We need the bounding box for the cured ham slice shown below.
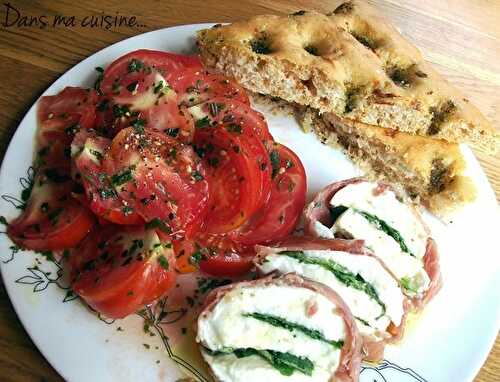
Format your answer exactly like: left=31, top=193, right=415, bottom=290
left=197, top=273, right=362, bottom=382
left=303, top=178, right=442, bottom=308
left=255, top=237, right=409, bottom=361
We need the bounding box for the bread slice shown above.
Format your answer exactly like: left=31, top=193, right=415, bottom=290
left=196, top=5, right=499, bottom=153
left=298, top=107, right=476, bottom=215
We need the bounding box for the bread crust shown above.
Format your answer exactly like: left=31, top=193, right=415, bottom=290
left=197, top=4, right=499, bottom=152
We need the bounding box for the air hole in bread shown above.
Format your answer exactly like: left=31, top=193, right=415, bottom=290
left=304, top=45, right=320, bottom=56
left=250, top=35, right=272, bottom=54
left=386, top=65, right=412, bottom=88
left=301, top=79, right=317, bottom=96
left=331, top=1, right=354, bottom=15
left=427, top=100, right=456, bottom=135
left=291, top=10, right=307, bottom=16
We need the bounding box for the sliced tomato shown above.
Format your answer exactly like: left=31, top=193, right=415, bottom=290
left=72, top=131, right=144, bottom=225
left=169, top=68, right=250, bottom=107
left=100, top=50, right=201, bottom=95
left=7, top=167, right=95, bottom=251
left=37, top=87, right=97, bottom=167
left=191, top=100, right=272, bottom=234
left=231, top=143, right=307, bottom=245
left=107, top=127, right=209, bottom=236
left=173, top=234, right=254, bottom=277
left=98, top=50, right=197, bottom=142
left=69, top=225, right=176, bottom=318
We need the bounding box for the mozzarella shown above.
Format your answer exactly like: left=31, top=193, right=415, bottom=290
left=311, top=181, right=431, bottom=296
left=203, top=352, right=332, bottom=382
left=197, top=284, right=345, bottom=381
left=330, top=182, right=428, bottom=259
left=257, top=250, right=404, bottom=339
left=333, top=209, right=430, bottom=294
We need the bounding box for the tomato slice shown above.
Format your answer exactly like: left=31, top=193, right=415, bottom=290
left=191, top=100, right=272, bottom=234
left=72, top=131, right=144, bottom=225
left=230, top=143, right=307, bottom=245
left=7, top=167, right=95, bottom=251
left=169, top=68, right=250, bottom=107
left=98, top=50, right=197, bottom=142
left=173, top=234, right=254, bottom=277
left=37, top=87, right=97, bottom=168
left=107, top=127, right=209, bottom=236
left=69, top=225, right=176, bottom=318
left=100, top=50, right=201, bottom=95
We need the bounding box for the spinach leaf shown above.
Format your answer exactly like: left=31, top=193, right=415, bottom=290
left=203, top=347, right=314, bottom=376
left=354, top=209, right=414, bottom=257
left=243, top=312, right=343, bottom=348
left=279, top=250, right=386, bottom=319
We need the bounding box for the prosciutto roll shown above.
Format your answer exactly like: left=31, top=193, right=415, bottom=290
left=196, top=273, right=362, bottom=382
left=255, top=237, right=408, bottom=361
left=304, top=178, right=442, bottom=309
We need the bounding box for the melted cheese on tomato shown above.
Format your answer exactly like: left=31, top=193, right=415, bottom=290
left=258, top=250, right=404, bottom=339
left=197, top=284, right=345, bottom=382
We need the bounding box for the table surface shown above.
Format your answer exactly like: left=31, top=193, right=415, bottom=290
left=0, top=0, right=498, bottom=381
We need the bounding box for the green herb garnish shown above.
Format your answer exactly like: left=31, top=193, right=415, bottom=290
left=145, top=218, right=172, bottom=234
left=195, top=116, right=210, bottom=129
left=157, top=255, right=169, bottom=270
left=111, top=168, right=133, bottom=187
left=269, top=150, right=280, bottom=178
left=128, top=59, right=144, bottom=72
left=329, top=205, right=348, bottom=223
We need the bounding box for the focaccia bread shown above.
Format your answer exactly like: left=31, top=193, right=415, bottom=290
left=196, top=4, right=499, bottom=153
left=300, top=107, right=476, bottom=215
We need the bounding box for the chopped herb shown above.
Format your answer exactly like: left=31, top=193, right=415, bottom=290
left=354, top=316, right=370, bottom=327
left=153, top=81, right=169, bottom=94
left=195, top=116, right=210, bottom=129
left=158, top=255, right=169, bottom=270
left=112, top=104, right=130, bottom=118
left=126, top=81, right=139, bottom=93
left=122, top=205, right=133, bottom=215
left=145, top=218, right=172, bottom=234
left=269, top=150, right=280, bottom=178
left=285, top=159, right=293, bottom=169
left=244, top=312, right=343, bottom=348
left=165, top=128, right=179, bottom=137
left=191, top=171, right=204, bottom=182
left=190, top=250, right=202, bottom=265
left=111, top=168, right=133, bottom=187
left=131, top=118, right=146, bottom=134
left=142, top=343, right=150, bottom=349
left=226, top=124, right=242, bottom=134
left=128, top=59, right=144, bottom=72
left=98, top=188, right=116, bottom=199
left=279, top=250, right=386, bottom=318
left=89, top=149, right=103, bottom=161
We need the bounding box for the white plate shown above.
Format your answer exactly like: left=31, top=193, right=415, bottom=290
left=0, top=24, right=499, bottom=382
